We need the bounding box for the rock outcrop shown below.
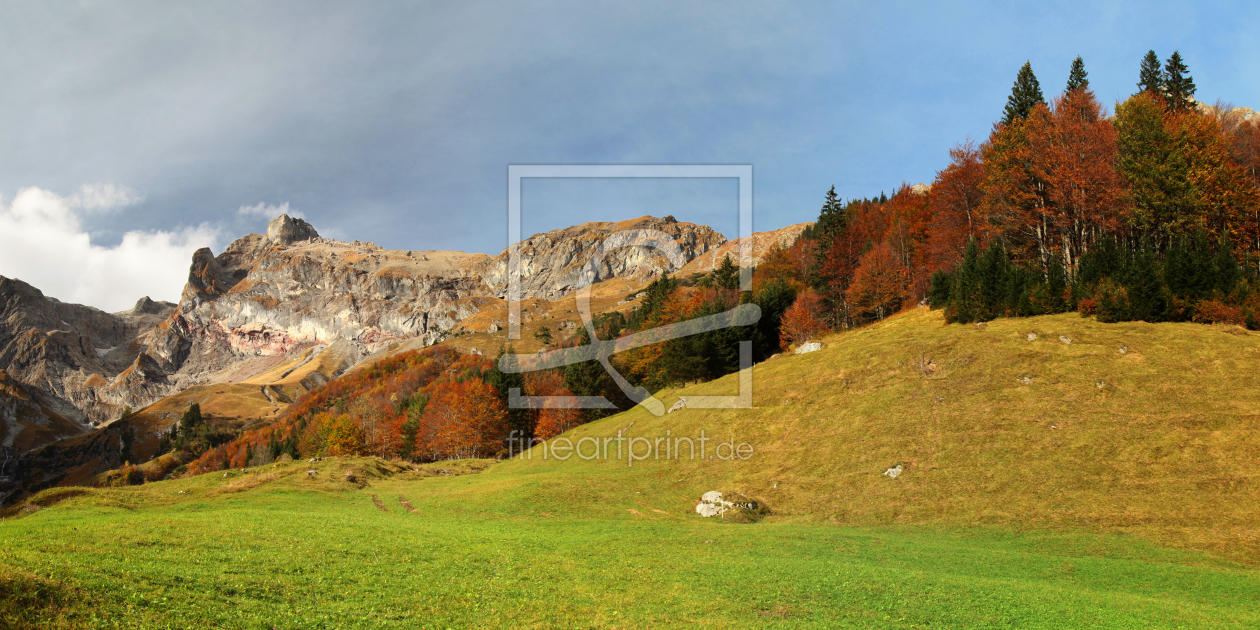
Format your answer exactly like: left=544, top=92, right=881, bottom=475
left=0, top=276, right=176, bottom=433
left=476, top=215, right=727, bottom=300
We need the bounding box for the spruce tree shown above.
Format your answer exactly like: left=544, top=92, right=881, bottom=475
left=1162, top=51, right=1197, bottom=113
left=1124, top=244, right=1166, bottom=322
left=1066, top=56, right=1089, bottom=92
left=1214, top=234, right=1241, bottom=296
left=1000, top=61, right=1046, bottom=126
left=1137, top=50, right=1163, bottom=95
left=713, top=254, right=739, bottom=290
left=814, top=186, right=845, bottom=242
left=948, top=238, right=983, bottom=323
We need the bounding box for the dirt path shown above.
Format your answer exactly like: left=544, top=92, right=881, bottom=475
left=398, top=494, right=419, bottom=514
left=371, top=495, right=389, bottom=513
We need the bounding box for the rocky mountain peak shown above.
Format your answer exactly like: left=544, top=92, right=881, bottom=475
left=266, top=214, right=320, bottom=246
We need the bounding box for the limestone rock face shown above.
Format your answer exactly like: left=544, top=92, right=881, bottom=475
left=476, top=216, right=727, bottom=300
left=676, top=222, right=811, bottom=278
left=0, top=275, right=176, bottom=434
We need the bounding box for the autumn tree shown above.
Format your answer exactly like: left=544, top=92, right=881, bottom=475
left=926, top=140, right=987, bottom=272
left=981, top=111, right=1048, bottom=267
left=526, top=370, right=585, bottom=441
left=421, top=378, right=509, bottom=460
left=1022, top=88, right=1123, bottom=272
left=1001, top=61, right=1046, bottom=126
left=846, top=240, right=910, bottom=320
left=1117, top=91, right=1259, bottom=250
left=779, top=288, right=830, bottom=348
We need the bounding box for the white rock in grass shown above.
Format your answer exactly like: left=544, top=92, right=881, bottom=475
left=695, top=491, right=733, bottom=517
left=883, top=464, right=904, bottom=479
left=667, top=398, right=687, bottom=414
left=795, top=341, right=822, bottom=355
left=1027, top=332, right=1038, bottom=341
left=1059, top=335, right=1073, bottom=345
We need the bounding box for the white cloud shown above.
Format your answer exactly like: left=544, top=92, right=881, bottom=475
left=238, top=201, right=303, bottom=220
left=66, top=183, right=146, bottom=211
left=0, top=186, right=220, bottom=312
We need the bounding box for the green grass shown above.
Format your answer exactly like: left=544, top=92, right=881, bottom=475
left=5, top=308, right=1260, bottom=628
left=2, top=460, right=1258, bottom=629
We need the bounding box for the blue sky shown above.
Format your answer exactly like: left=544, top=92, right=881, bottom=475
left=2, top=0, right=1258, bottom=309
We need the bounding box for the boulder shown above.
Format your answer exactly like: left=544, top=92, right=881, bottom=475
left=794, top=341, right=822, bottom=355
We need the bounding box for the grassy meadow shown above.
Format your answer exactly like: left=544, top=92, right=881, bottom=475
left=4, top=308, right=1260, bottom=628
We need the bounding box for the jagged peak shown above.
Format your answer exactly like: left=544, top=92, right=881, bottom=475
left=267, top=214, right=320, bottom=246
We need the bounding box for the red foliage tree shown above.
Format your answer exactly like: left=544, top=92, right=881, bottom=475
left=779, top=288, right=831, bottom=349
left=525, top=370, right=584, bottom=441
left=846, top=240, right=910, bottom=320
left=421, top=377, right=509, bottom=460
left=927, top=140, right=987, bottom=272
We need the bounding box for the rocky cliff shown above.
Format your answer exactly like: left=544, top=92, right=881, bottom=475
left=0, top=276, right=176, bottom=432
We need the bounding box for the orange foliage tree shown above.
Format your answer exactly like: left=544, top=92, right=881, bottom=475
left=927, top=140, right=987, bottom=272
left=420, top=378, right=509, bottom=460
left=525, top=370, right=584, bottom=441
left=779, top=288, right=831, bottom=348
left=1023, top=89, right=1123, bottom=271
left=846, top=240, right=910, bottom=320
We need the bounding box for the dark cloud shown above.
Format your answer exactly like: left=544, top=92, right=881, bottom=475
left=1, top=1, right=1258, bottom=309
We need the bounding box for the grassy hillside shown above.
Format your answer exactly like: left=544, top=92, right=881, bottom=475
left=4, top=307, right=1260, bottom=627
left=425, top=307, right=1260, bottom=561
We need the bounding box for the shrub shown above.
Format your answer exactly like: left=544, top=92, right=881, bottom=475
left=1193, top=299, right=1245, bottom=325
left=1093, top=278, right=1132, bottom=323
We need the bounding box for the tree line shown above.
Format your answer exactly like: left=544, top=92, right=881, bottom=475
left=755, top=50, right=1260, bottom=338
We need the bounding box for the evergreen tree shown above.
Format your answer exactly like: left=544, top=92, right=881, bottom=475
left=533, top=325, right=553, bottom=345
left=814, top=186, right=845, bottom=243
left=713, top=254, right=740, bottom=290
left=948, top=238, right=983, bottom=323
left=1162, top=51, right=1197, bottom=113
left=1066, top=56, right=1089, bottom=92
left=1137, top=50, right=1163, bottom=95
left=485, top=346, right=529, bottom=438
left=978, top=242, right=1011, bottom=319
left=1214, top=234, right=1241, bottom=296
left=749, top=278, right=797, bottom=358
left=1124, top=244, right=1167, bottom=322
left=927, top=270, right=953, bottom=309
left=179, top=403, right=202, bottom=432
left=563, top=328, right=620, bottom=420
left=1000, top=61, right=1046, bottom=126
left=1164, top=231, right=1214, bottom=301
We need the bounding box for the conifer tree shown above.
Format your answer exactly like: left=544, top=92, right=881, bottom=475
left=1000, top=61, right=1046, bottom=126
left=713, top=254, right=740, bottom=290
left=1137, top=50, right=1163, bottom=95
left=947, top=238, right=983, bottom=323
left=1066, top=56, right=1089, bottom=92
left=814, top=186, right=845, bottom=242
left=1162, top=51, right=1197, bottom=113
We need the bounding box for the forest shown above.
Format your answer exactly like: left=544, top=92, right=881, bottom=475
left=154, top=50, right=1260, bottom=474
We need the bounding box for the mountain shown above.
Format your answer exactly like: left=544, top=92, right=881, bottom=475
left=0, top=276, right=176, bottom=431
left=0, top=213, right=802, bottom=502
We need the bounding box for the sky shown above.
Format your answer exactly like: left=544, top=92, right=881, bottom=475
left=2, top=0, right=1258, bottom=311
